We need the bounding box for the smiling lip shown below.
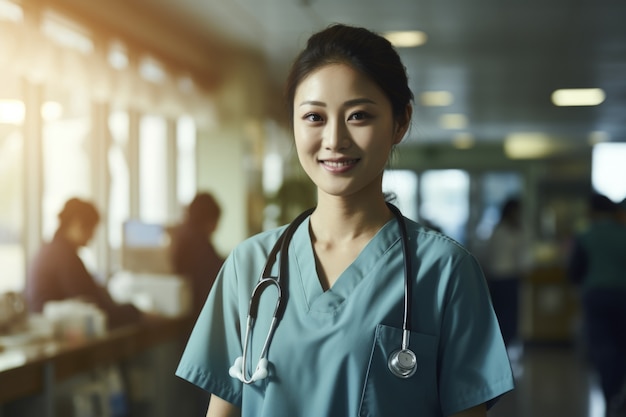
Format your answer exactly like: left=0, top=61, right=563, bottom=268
left=319, top=158, right=360, bottom=173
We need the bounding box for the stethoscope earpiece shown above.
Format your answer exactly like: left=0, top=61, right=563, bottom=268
left=230, top=356, right=270, bottom=383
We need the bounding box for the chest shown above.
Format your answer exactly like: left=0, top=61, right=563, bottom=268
left=313, top=238, right=370, bottom=290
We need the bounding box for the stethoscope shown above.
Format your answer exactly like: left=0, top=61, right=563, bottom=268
left=229, top=203, right=417, bottom=384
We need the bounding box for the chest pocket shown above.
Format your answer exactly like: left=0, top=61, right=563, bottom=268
left=359, top=324, right=440, bottom=417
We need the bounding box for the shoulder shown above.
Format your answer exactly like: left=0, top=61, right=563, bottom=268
left=403, top=218, right=484, bottom=282
left=226, top=224, right=290, bottom=266
left=404, top=217, right=471, bottom=258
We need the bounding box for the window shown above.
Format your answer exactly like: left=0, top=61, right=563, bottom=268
left=176, top=115, right=196, bottom=206
left=41, top=86, right=93, bottom=241
left=476, top=172, right=523, bottom=240
left=108, top=110, right=130, bottom=251
left=383, top=170, right=418, bottom=221
left=139, top=115, right=168, bottom=223
left=0, top=78, right=24, bottom=293
left=420, top=170, right=470, bottom=243
left=592, top=142, right=626, bottom=202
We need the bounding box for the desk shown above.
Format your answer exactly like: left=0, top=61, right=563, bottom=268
left=0, top=315, right=194, bottom=416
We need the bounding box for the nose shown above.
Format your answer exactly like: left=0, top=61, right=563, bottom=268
left=322, top=118, right=351, bottom=151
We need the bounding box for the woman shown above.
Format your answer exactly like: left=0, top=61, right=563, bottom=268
left=176, top=24, right=514, bottom=417
left=486, top=197, right=531, bottom=352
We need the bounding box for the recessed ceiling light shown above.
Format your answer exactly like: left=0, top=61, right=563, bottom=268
left=420, top=91, right=454, bottom=107
left=551, top=88, right=605, bottom=106
left=504, top=132, right=555, bottom=159
left=452, top=133, right=475, bottom=149
left=383, top=31, right=427, bottom=48
left=588, top=130, right=610, bottom=145
left=439, top=113, right=467, bottom=129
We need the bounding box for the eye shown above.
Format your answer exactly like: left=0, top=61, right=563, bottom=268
left=303, top=113, right=323, bottom=122
left=348, top=111, right=370, bottom=121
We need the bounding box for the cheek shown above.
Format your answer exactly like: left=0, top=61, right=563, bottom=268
left=294, top=127, right=317, bottom=156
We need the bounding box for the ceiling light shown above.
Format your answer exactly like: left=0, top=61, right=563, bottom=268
left=420, top=91, right=454, bottom=107
left=504, top=132, right=555, bottom=159
left=588, top=130, right=610, bottom=145
left=551, top=88, right=605, bottom=106
left=383, top=31, right=427, bottom=48
left=452, top=133, right=475, bottom=149
left=439, top=113, right=467, bottom=129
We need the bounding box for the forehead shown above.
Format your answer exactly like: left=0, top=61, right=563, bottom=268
left=294, top=63, right=385, bottom=102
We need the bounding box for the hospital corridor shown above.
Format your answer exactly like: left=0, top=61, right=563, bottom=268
left=2, top=0, right=626, bottom=416
left=489, top=345, right=606, bottom=417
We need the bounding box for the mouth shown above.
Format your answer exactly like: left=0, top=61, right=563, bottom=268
left=319, top=158, right=360, bottom=168
left=318, top=158, right=360, bottom=172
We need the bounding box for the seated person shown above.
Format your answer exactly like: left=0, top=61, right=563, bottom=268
left=169, top=192, right=225, bottom=317
left=25, top=198, right=143, bottom=329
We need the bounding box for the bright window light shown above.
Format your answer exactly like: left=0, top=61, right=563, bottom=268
left=0, top=0, right=23, bottom=21
left=592, top=142, right=626, bottom=202
left=383, top=170, right=418, bottom=221
left=41, top=101, right=63, bottom=121
left=551, top=88, right=605, bottom=106
left=0, top=99, right=25, bottom=124
left=383, top=31, right=428, bottom=47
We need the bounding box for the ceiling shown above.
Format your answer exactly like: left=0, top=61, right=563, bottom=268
left=130, top=0, right=626, bottom=149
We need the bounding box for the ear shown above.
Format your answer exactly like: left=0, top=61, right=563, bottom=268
left=392, top=104, right=412, bottom=145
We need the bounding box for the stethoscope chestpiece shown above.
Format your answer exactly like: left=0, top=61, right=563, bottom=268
left=388, top=348, right=417, bottom=378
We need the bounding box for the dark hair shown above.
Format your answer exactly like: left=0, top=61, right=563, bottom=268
left=285, top=24, right=414, bottom=126
left=589, top=192, right=616, bottom=214
left=187, top=192, right=221, bottom=226
left=57, top=198, right=100, bottom=231
left=501, top=198, right=521, bottom=219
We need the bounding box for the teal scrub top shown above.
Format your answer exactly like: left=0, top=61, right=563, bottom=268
left=176, top=215, right=514, bottom=417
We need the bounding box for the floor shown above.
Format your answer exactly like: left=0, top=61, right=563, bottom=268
left=488, top=344, right=605, bottom=417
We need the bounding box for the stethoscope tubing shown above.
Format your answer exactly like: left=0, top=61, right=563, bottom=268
left=232, top=203, right=414, bottom=383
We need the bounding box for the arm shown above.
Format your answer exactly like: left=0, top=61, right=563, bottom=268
left=449, top=403, right=486, bottom=417
left=206, top=394, right=240, bottom=417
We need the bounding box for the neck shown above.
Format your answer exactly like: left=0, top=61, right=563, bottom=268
left=310, top=195, right=393, bottom=243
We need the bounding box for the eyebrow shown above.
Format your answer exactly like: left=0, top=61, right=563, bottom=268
left=298, top=98, right=377, bottom=107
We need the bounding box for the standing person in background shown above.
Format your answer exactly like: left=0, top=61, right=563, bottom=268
left=176, top=24, right=513, bottom=417
left=170, top=192, right=225, bottom=318
left=485, top=197, right=532, bottom=359
left=25, top=198, right=143, bottom=329
left=567, top=192, right=626, bottom=417
left=617, top=198, right=626, bottom=225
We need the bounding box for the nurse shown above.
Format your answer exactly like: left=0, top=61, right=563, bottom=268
left=176, top=24, right=514, bottom=417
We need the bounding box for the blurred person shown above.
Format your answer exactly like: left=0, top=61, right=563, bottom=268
left=169, top=192, right=225, bottom=318
left=567, top=192, right=626, bottom=416
left=617, top=197, right=626, bottom=225
left=485, top=197, right=532, bottom=357
left=25, top=198, right=143, bottom=329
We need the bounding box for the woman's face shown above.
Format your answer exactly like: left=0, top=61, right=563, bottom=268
left=293, top=63, right=408, bottom=200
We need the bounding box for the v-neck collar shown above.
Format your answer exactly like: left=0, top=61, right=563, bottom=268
left=291, top=217, right=400, bottom=315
